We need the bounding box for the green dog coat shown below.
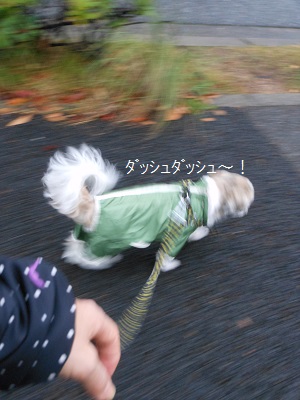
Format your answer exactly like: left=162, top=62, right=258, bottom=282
left=74, top=179, right=208, bottom=259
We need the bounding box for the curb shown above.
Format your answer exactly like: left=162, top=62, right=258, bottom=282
left=212, top=94, right=300, bottom=107
left=116, top=23, right=300, bottom=47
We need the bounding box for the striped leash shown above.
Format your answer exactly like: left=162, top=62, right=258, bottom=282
left=118, top=180, right=199, bottom=351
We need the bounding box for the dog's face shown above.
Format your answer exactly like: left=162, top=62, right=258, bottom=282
left=210, top=171, right=254, bottom=221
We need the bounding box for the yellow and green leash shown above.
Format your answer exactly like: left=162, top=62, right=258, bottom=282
left=118, top=180, right=201, bottom=351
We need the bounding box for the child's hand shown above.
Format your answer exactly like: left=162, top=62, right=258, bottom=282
left=60, top=299, right=120, bottom=400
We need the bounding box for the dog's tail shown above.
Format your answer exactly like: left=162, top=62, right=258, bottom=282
left=42, top=144, right=120, bottom=227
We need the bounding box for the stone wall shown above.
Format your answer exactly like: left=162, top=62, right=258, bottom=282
left=28, top=0, right=144, bottom=44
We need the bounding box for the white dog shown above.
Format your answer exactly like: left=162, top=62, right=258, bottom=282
left=42, top=144, right=254, bottom=271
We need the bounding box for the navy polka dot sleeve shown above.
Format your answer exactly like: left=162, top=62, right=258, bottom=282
left=0, top=256, right=75, bottom=390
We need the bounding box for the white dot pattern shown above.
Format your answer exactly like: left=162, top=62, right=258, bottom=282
left=0, top=257, right=75, bottom=388
left=41, top=313, right=47, bottom=322
left=66, top=285, right=72, bottom=293
left=70, top=304, right=76, bottom=313
left=34, top=289, right=41, bottom=299
left=67, top=329, right=74, bottom=340
left=58, top=354, right=67, bottom=364
left=48, top=373, right=56, bottom=381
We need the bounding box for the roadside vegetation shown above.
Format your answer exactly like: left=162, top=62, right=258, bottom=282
left=1, top=1, right=300, bottom=126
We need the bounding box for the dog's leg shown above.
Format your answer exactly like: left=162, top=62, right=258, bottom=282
left=188, top=226, right=210, bottom=242
left=160, top=255, right=182, bottom=272
left=62, top=234, right=123, bottom=270
left=130, top=242, right=151, bottom=249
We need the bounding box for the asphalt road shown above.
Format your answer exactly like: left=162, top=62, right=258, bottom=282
left=154, top=0, right=300, bottom=28
left=0, top=107, right=299, bottom=399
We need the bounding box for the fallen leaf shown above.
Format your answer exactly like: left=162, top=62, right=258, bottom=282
left=59, top=92, right=87, bottom=103
left=200, top=117, right=216, bottom=122
left=99, top=112, right=116, bottom=121
left=12, top=90, right=35, bottom=98
left=176, top=106, right=191, bottom=114
left=6, top=114, right=34, bottom=126
left=165, top=106, right=190, bottom=121
left=289, top=65, right=300, bottom=69
left=32, top=95, right=47, bottom=107
left=68, top=114, right=96, bottom=125
left=6, top=98, right=29, bottom=106
left=202, top=93, right=220, bottom=99
left=42, top=145, right=59, bottom=152
left=212, top=109, right=227, bottom=116
left=44, top=113, right=67, bottom=122
left=0, top=108, right=14, bottom=115
left=236, top=317, right=254, bottom=329
left=242, top=349, right=257, bottom=357
left=201, top=93, right=220, bottom=104
left=130, top=116, right=148, bottom=123
left=140, top=120, right=156, bottom=125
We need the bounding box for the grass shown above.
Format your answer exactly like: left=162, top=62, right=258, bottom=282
left=1, top=42, right=300, bottom=124
left=186, top=46, right=300, bottom=94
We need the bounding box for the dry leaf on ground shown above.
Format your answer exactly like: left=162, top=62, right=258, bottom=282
left=236, top=317, right=254, bottom=329
left=59, top=92, right=87, bottom=103
left=11, top=90, right=36, bottom=99
left=68, top=114, right=97, bottom=125
left=212, top=110, right=227, bottom=116
left=200, top=117, right=216, bottom=122
left=99, top=112, right=117, bottom=121
left=44, top=113, right=67, bottom=122
left=165, top=106, right=190, bottom=121
left=42, top=145, right=59, bottom=152
left=0, top=108, right=14, bottom=115
left=140, top=120, right=156, bottom=126
left=129, top=116, right=149, bottom=123
left=6, top=98, right=29, bottom=106
left=6, top=114, right=34, bottom=127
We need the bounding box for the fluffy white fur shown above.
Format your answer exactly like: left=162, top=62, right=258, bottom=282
left=42, top=144, right=254, bottom=271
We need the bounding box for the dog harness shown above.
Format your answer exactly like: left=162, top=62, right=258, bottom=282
left=118, top=179, right=207, bottom=351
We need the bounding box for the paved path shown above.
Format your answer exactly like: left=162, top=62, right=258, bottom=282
left=155, top=0, right=300, bottom=28
left=0, top=106, right=299, bottom=399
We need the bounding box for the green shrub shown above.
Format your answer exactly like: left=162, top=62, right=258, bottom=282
left=67, top=0, right=153, bottom=24
left=0, top=1, right=39, bottom=49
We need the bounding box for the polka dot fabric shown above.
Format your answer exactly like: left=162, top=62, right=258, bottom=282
left=0, top=256, right=75, bottom=389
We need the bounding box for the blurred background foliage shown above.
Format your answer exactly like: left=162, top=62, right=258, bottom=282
left=0, top=0, right=153, bottom=49
left=0, top=0, right=39, bottom=49
left=0, top=1, right=216, bottom=124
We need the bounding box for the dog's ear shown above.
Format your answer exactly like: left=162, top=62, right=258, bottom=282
left=69, top=187, right=96, bottom=228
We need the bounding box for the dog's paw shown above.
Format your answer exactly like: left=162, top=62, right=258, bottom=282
left=161, top=257, right=181, bottom=272
left=188, top=226, right=210, bottom=242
